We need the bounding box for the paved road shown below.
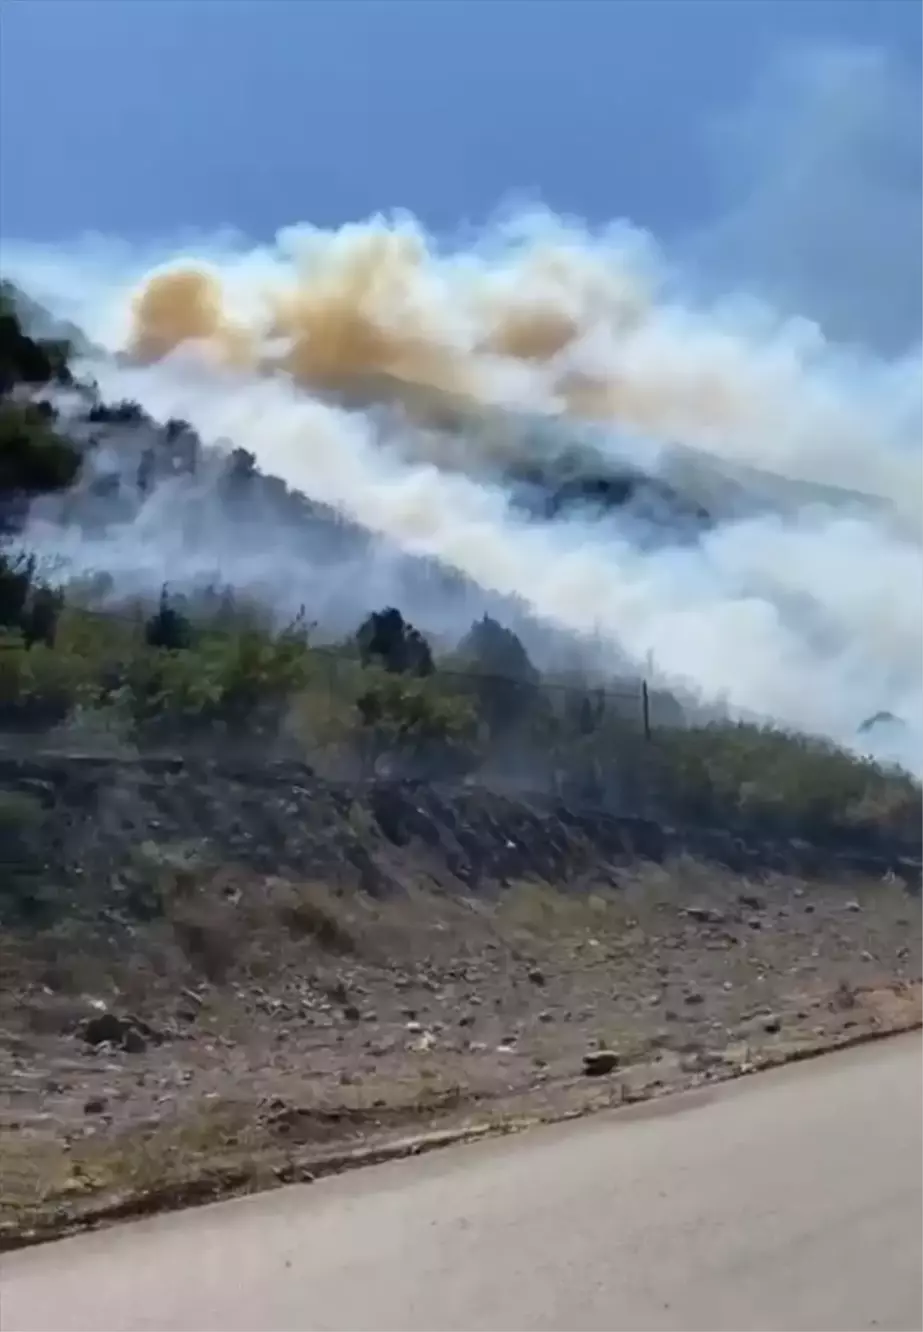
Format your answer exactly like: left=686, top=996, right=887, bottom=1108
left=4, top=1034, right=921, bottom=1332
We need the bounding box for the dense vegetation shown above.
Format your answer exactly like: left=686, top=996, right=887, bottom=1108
left=0, top=280, right=919, bottom=846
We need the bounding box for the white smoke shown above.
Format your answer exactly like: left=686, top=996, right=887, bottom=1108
left=65, top=348, right=915, bottom=771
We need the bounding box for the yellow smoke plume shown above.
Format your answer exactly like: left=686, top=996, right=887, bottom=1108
left=124, top=216, right=744, bottom=438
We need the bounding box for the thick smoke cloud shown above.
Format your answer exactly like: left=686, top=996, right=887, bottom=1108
left=81, top=353, right=922, bottom=768
left=2, top=42, right=920, bottom=770
left=115, top=212, right=919, bottom=514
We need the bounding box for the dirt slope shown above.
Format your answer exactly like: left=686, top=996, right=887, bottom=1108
left=1, top=753, right=920, bottom=1248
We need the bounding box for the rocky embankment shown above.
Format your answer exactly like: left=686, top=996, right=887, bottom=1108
left=2, top=751, right=919, bottom=920
left=1, top=749, right=920, bottom=1249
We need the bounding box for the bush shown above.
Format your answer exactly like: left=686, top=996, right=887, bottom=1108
left=0, top=282, right=64, bottom=393
left=649, top=722, right=920, bottom=843
left=0, top=580, right=917, bottom=842
left=0, top=401, right=81, bottom=502
left=0, top=285, right=82, bottom=523
left=356, top=607, right=434, bottom=677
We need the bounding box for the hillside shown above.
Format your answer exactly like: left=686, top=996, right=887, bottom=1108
left=331, top=367, right=894, bottom=522
left=0, top=278, right=920, bottom=1248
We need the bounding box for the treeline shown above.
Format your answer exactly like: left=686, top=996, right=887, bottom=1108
left=1, top=278, right=919, bottom=846
left=0, top=557, right=642, bottom=773
left=2, top=563, right=918, bottom=844
left=0, top=280, right=83, bottom=531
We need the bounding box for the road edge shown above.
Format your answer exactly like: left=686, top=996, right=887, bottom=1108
left=2, top=1010, right=919, bottom=1255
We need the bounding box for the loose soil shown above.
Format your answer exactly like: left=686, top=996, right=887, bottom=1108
left=2, top=844, right=919, bottom=1251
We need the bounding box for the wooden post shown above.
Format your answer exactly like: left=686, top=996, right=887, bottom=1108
left=641, top=679, right=651, bottom=742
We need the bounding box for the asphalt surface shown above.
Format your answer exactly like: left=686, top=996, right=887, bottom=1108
left=4, top=1033, right=921, bottom=1332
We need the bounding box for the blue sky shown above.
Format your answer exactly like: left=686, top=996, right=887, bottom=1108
left=0, top=0, right=918, bottom=237
left=0, top=0, right=920, bottom=347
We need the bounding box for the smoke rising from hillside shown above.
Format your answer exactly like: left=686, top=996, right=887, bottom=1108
left=3, top=44, right=920, bottom=768
left=74, top=348, right=917, bottom=766
left=13, top=207, right=920, bottom=513
left=110, top=212, right=917, bottom=515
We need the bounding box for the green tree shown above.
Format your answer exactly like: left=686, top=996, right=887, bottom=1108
left=0, top=401, right=81, bottom=504
left=355, top=668, right=477, bottom=777
left=356, top=607, right=434, bottom=677
left=144, top=588, right=195, bottom=652
left=0, top=281, right=59, bottom=393
left=0, top=551, right=35, bottom=629
left=450, top=615, right=539, bottom=739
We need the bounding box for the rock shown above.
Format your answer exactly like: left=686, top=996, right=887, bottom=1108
left=845, top=900, right=862, bottom=913
left=78, top=1011, right=160, bottom=1052
left=342, top=1004, right=361, bottom=1022
left=582, top=1049, right=620, bottom=1077
left=526, top=966, right=546, bottom=986
left=121, top=1027, right=147, bottom=1054
left=83, top=1096, right=107, bottom=1115
left=684, top=991, right=705, bottom=1006
left=747, top=917, right=762, bottom=930
left=684, top=906, right=725, bottom=925
left=738, top=893, right=764, bottom=911
left=681, top=1049, right=723, bottom=1073
left=78, top=1012, right=135, bottom=1048
left=762, top=1015, right=782, bottom=1034
left=405, top=1020, right=423, bottom=1034
left=538, top=1009, right=554, bottom=1023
